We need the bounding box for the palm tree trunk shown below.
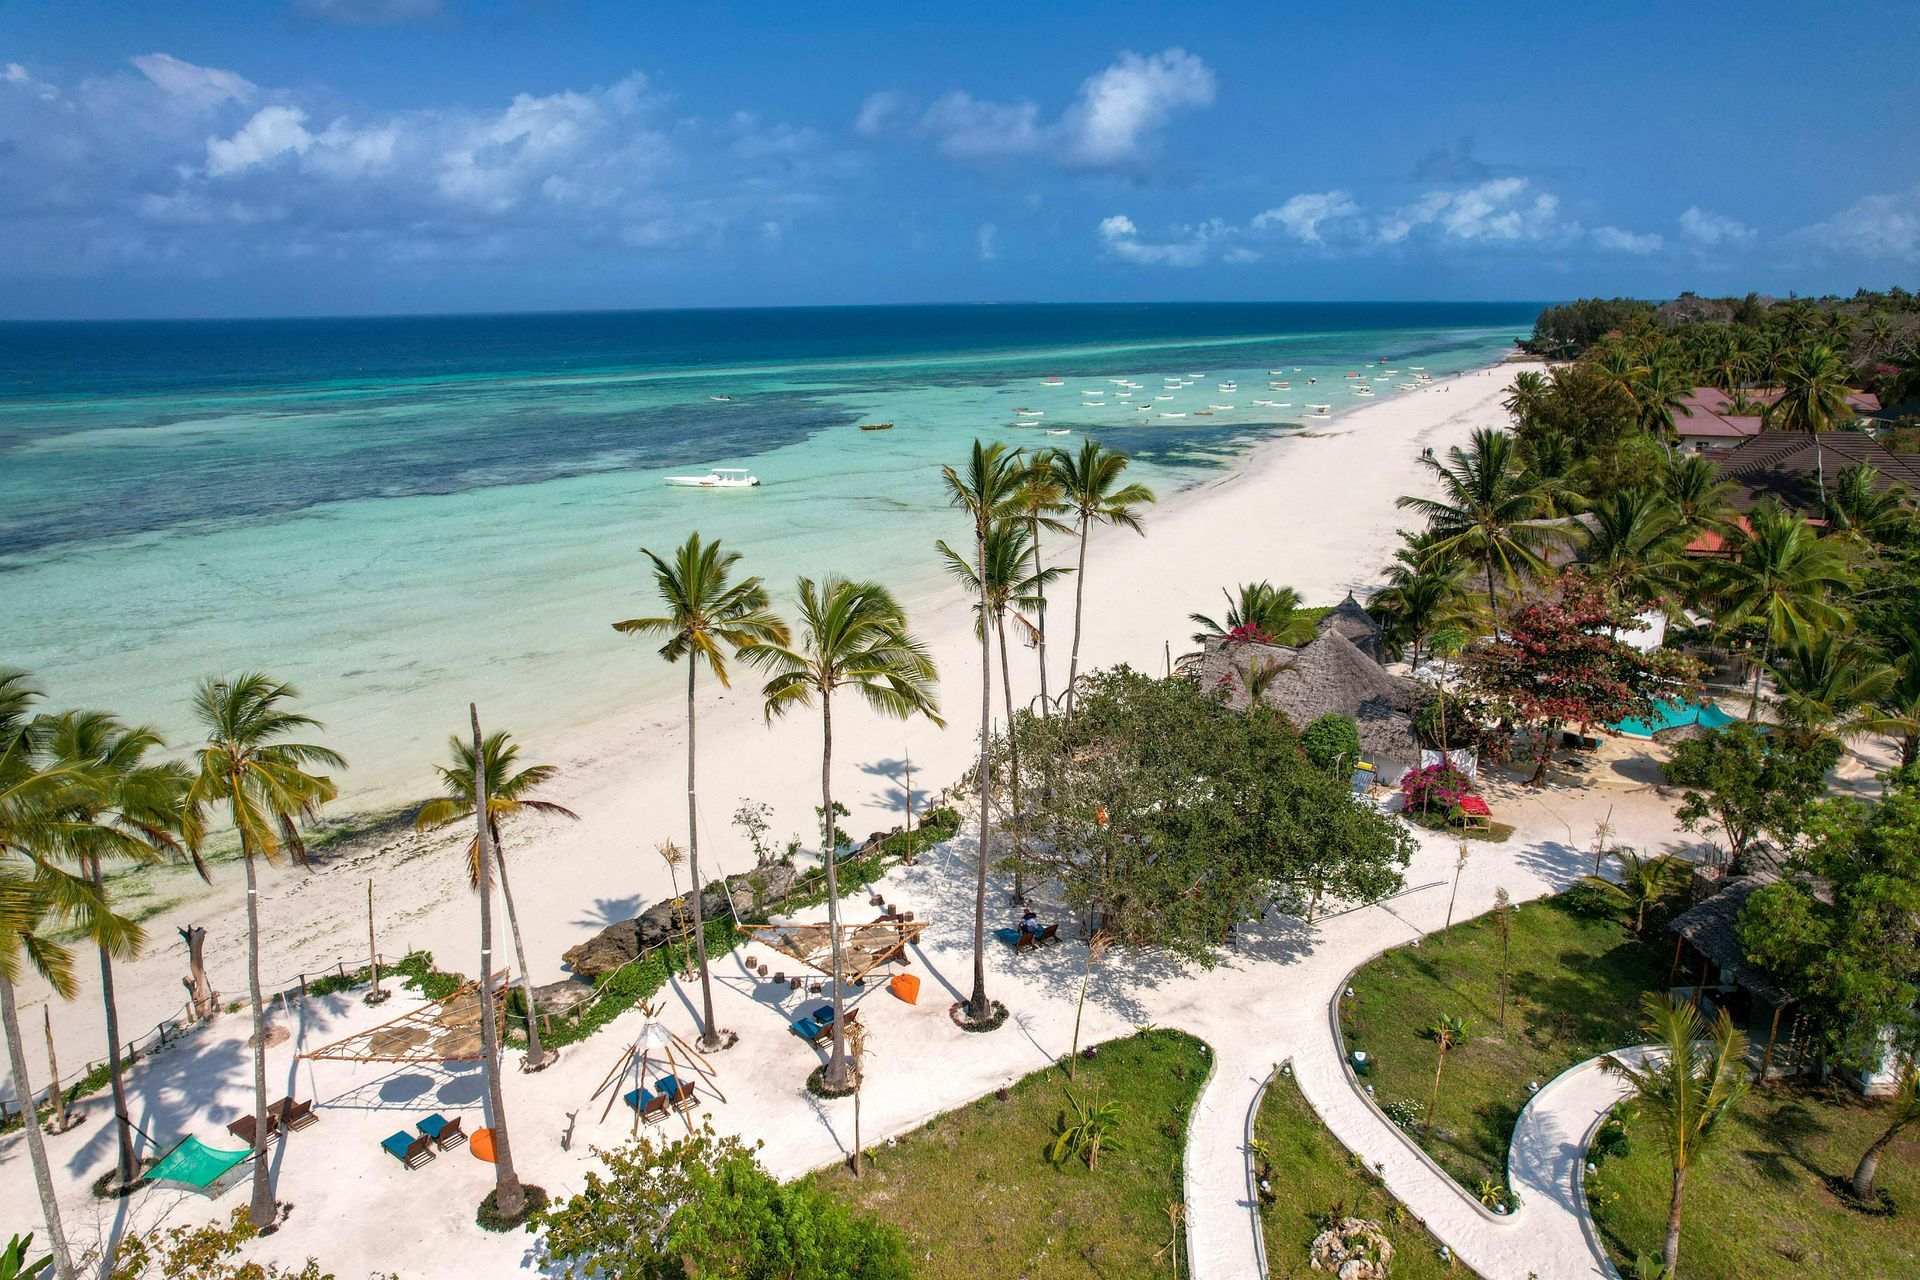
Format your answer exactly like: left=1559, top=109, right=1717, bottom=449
left=1, top=972, right=75, bottom=1280
left=685, top=661, right=719, bottom=1050
left=1748, top=642, right=1768, bottom=722
left=1814, top=434, right=1827, bottom=507
left=240, top=835, right=275, bottom=1230
left=999, top=615, right=1023, bottom=903
left=1424, top=1048, right=1445, bottom=1141
left=1029, top=516, right=1051, bottom=716
left=1484, top=554, right=1501, bottom=641
left=489, top=831, right=546, bottom=1069
left=1066, top=515, right=1091, bottom=704
left=1901, top=732, right=1916, bottom=768
left=471, top=706, right=526, bottom=1219
left=970, top=520, right=993, bottom=1020
left=1852, top=1113, right=1915, bottom=1200
left=90, top=854, right=137, bottom=1187
left=821, top=696, right=851, bottom=1089
left=1663, top=1164, right=1687, bottom=1274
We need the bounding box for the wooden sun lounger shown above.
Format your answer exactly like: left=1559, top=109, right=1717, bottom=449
left=416, top=1113, right=466, bottom=1150
left=381, top=1131, right=435, bottom=1169
left=656, top=1076, right=699, bottom=1113
left=1014, top=923, right=1059, bottom=953
left=226, top=1112, right=280, bottom=1149
left=623, top=1088, right=671, bottom=1124
left=270, top=1096, right=319, bottom=1132
left=789, top=1016, right=832, bottom=1046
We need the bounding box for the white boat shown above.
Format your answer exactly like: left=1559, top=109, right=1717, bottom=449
left=1155, top=395, right=1173, bottom=401
left=1218, top=383, right=1237, bottom=392
left=1046, top=428, right=1071, bottom=436
left=1016, top=409, right=1044, bottom=417
left=1209, top=404, right=1233, bottom=410
left=1160, top=411, right=1186, bottom=418
left=1272, top=381, right=1291, bottom=388
left=1252, top=399, right=1274, bottom=406
left=709, top=395, right=733, bottom=402
left=1275, top=402, right=1293, bottom=408
left=666, top=468, right=759, bottom=488
left=1187, top=372, right=1204, bottom=378
left=1081, top=402, right=1104, bottom=407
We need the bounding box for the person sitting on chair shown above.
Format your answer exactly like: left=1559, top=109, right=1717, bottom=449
left=1020, top=909, right=1047, bottom=937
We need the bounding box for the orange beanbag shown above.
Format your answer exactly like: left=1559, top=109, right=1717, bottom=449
left=470, top=1127, right=497, bottom=1162
left=889, top=973, right=920, bottom=1005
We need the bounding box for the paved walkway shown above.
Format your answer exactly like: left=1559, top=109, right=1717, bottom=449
left=1176, top=775, right=1685, bottom=1280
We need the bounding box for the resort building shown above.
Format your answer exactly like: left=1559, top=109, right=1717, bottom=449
left=1200, top=606, right=1423, bottom=783
left=1712, top=430, right=1920, bottom=513
left=1672, top=385, right=1885, bottom=456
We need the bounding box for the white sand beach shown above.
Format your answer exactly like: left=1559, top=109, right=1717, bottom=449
left=4, top=359, right=1610, bottom=1276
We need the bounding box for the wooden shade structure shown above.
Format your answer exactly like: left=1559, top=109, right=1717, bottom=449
left=745, top=915, right=928, bottom=982
left=586, top=1001, right=728, bottom=1136
left=301, top=971, right=509, bottom=1063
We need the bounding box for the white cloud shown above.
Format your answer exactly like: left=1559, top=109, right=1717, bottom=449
left=1098, top=213, right=1223, bottom=267
left=206, top=106, right=315, bottom=176
left=978, top=222, right=999, bottom=261
left=130, top=52, right=255, bottom=111
left=1059, top=48, right=1215, bottom=169
left=1251, top=190, right=1359, bottom=244
left=1378, top=178, right=1576, bottom=245
left=1678, top=206, right=1755, bottom=247
left=1592, top=225, right=1664, bottom=254
left=1801, top=191, right=1920, bottom=261
left=865, top=48, right=1214, bottom=172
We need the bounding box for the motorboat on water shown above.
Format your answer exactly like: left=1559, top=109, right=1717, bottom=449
left=666, top=468, right=760, bottom=488
left=858, top=422, right=894, bottom=431
left=709, top=396, right=733, bottom=402
left=1209, top=404, right=1233, bottom=410
left=1015, top=408, right=1044, bottom=417
left=1047, top=428, right=1072, bottom=436
left=1160, top=411, right=1186, bottom=418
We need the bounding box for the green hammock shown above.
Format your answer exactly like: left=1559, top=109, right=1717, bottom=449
left=148, top=1135, right=253, bottom=1189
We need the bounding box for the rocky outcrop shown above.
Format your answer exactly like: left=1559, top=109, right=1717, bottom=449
left=560, top=862, right=804, bottom=980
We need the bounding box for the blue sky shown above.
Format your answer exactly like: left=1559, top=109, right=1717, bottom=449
left=2, top=0, right=1916, bottom=319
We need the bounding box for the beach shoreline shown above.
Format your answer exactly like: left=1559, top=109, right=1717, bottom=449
left=4, top=357, right=1536, bottom=1096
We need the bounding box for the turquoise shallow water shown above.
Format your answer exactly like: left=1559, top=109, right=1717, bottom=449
left=0, top=303, right=1533, bottom=805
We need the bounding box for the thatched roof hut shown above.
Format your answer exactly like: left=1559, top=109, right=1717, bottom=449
left=1318, top=591, right=1384, bottom=662
left=1201, top=630, right=1423, bottom=781
left=1667, top=875, right=1792, bottom=1007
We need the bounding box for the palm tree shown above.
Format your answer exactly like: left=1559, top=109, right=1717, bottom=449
left=747, top=577, right=941, bottom=1083
left=1604, top=994, right=1749, bottom=1277
left=1765, top=343, right=1855, bottom=502
left=938, top=520, right=1061, bottom=901
left=1591, top=343, right=1647, bottom=399
left=612, top=533, right=788, bottom=1050
left=1703, top=337, right=1756, bottom=396
left=1823, top=463, right=1908, bottom=545
left=1610, top=849, right=1691, bottom=934
left=463, top=704, right=529, bottom=1223
left=1659, top=454, right=1738, bottom=541
left=1422, top=1014, right=1471, bottom=1141
left=1863, top=314, right=1897, bottom=363
left=1503, top=369, right=1550, bottom=427
left=1766, top=632, right=1895, bottom=749
left=1370, top=536, right=1478, bottom=670
left=1867, top=628, right=1920, bottom=766
left=1187, top=581, right=1318, bottom=648
left=37, top=711, right=197, bottom=1189
left=1517, top=428, right=1584, bottom=518
left=1046, top=440, right=1157, bottom=702
left=1, top=673, right=142, bottom=1280
left=1709, top=504, right=1856, bottom=718
left=1850, top=1059, right=1917, bottom=1202
left=185, top=673, right=343, bottom=1229
left=1396, top=427, right=1555, bottom=635
left=1630, top=361, right=1692, bottom=444
left=1583, top=488, right=1688, bottom=611
left=414, top=730, right=578, bottom=1068
left=1016, top=459, right=1074, bottom=716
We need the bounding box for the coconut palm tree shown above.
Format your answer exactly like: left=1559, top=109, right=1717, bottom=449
left=1503, top=369, right=1550, bottom=428
left=1582, top=488, right=1689, bottom=611
left=1703, top=336, right=1756, bottom=396
left=747, top=577, right=941, bottom=1084
left=1369, top=540, right=1478, bottom=670
left=1765, top=343, right=1855, bottom=502
left=1766, top=632, right=1895, bottom=749
left=1, top=673, right=143, bottom=1280
left=1867, top=629, right=1920, bottom=766
left=1422, top=1014, right=1471, bottom=1141
left=1396, top=427, right=1555, bottom=635
left=184, top=673, right=343, bottom=1229
left=1591, top=343, right=1647, bottom=400
left=1709, top=504, right=1856, bottom=718
left=1609, top=849, right=1691, bottom=934
left=612, top=533, right=788, bottom=1050
left=414, top=730, right=578, bottom=1067
left=1046, top=440, right=1157, bottom=702
left=943, top=441, right=1036, bottom=1017
left=1630, top=361, right=1692, bottom=443
left=1659, top=453, right=1738, bottom=541
left=1604, top=994, right=1749, bottom=1277
left=938, top=520, right=1062, bottom=901
left=1517, top=428, right=1584, bottom=518
left=1850, top=1059, right=1917, bottom=1202
left=1187, top=581, right=1318, bottom=648
left=1823, top=463, right=1909, bottom=545
left=1016, top=458, right=1074, bottom=716
left=37, top=711, right=197, bottom=1189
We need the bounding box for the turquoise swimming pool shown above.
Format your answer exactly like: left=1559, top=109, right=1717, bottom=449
left=1608, top=698, right=1740, bottom=739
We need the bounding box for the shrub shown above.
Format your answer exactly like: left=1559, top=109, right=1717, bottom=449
left=1399, top=761, right=1478, bottom=817
left=1303, top=714, right=1362, bottom=774
left=1381, top=1098, right=1425, bottom=1131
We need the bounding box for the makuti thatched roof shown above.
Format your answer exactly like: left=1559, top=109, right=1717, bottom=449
left=1319, top=591, right=1384, bottom=661
left=1667, top=875, right=1792, bottom=1007
left=1202, top=630, right=1423, bottom=779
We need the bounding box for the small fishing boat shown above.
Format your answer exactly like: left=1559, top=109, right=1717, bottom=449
left=666, top=468, right=760, bottom=488
left=1015, top=408, right=1044, bottom=417
left=1194, top=411, right=1213, bottom=417
left=1155, top=395, right=1173, bottom=401
left=1047, top=428, right=1071, bottom=436
left=858, top=422, right=894, bottom=431
left=1081, top=401, right=1104, bottom=407
left=709, top=396, right=733, bottom=402
left=1160, top=411, right=1186, bottom=419
left=1209, top=404, right=1233, bottom=410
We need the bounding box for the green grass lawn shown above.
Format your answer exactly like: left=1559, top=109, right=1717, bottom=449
left=1254, top=1072, right=1456, bottom=1280
left=1588, top=1083, right=1920, bottom=1279
left=1341, top=890, right=1667, bottom=1193
left=814, top=1029, right=1208, bottom=1279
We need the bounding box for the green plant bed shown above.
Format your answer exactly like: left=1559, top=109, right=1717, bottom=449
left=477, top=1183, right=549, bottom=1232
left=1254, top=1071, right=1456, bottom=1279
left=813, top=1029, right=1207, bottom=1279
left=1403, top=809, right=1515, bottom=843
left=1588, top=1083, right=1920, bottom=1279
left=1341, top=890, right=1667, bottom=1193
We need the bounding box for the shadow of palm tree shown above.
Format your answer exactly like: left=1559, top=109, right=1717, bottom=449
left=573, top=895, right=646, bottom=930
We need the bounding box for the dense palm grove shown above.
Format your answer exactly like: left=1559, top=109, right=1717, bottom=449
left=1370, top=294, right=1920, bottom=769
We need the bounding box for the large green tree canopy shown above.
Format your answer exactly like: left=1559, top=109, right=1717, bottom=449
left=1006, top=666, right=1413, bottom=959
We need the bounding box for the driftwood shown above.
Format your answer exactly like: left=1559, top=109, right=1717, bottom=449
left=179, top=924, right=219, bottom=1021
